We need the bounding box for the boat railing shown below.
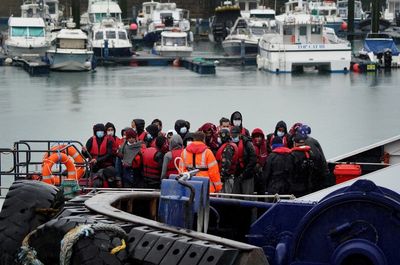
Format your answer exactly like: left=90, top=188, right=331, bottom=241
left=0, top=140, right=88, bottom=196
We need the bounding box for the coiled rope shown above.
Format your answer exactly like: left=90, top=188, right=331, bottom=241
left=60, top=223, right=127, bottom=265
left=18, top=230, right=44, bottom=265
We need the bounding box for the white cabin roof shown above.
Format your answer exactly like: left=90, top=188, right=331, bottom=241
left=57, top=29, right=88, bottom=40
left=8, top=17, right=45, bottom=27
left=250, top=8, right=275, bottom=15
left=276, top=13, right=323, bottom=25
left=89, top=2, right=122, bottom=13
left=161, top=31, right=187, bottom=37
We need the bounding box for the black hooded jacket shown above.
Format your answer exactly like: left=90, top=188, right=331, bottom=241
left=84, top=123, right=114, bottom=172
left=230, top=111, right=250, bottom=137
left=266, top=121, right=289, bottom=154
left=234, top=135, right=256, bottom=179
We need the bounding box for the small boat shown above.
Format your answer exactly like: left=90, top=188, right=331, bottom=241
left=4, top=17, right=50, bottom=58
left=360, top=33, right=400, bottom=67
left=91, top=17, right=133, bottom=58
left=152, top=30, right=193, bottom=57
left=45, top=23, right=94, bottom=71
left=257, top=7, right=351, bottom=73
left=209, top=1, right=241, bottom=43
left=308, top=0, right=344, bottom=33
left=141, top=2, right=191, bottom=46
left=81, top=0, right=123, bottom=28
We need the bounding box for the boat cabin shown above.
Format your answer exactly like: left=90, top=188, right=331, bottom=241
left=276, top=14, right=324, bottom=44
left=160, top=31, right=188, bottom=47
left=88, top=0, right=122, bottom=24
left=21, top=0, right=50, bottom=18
left=337, top=0, right=364, bottom=20
left=250, top=8, right=276, bottom=20
left=308, top=0, right=337, bottom=17
left=55, top=29, right=89, bottom=50
left=8, top=17, right=46, bottom=39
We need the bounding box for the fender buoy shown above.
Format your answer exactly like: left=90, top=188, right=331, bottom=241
left=340, top=21, right=348, bottom=31
left=352, top=63, right=360, bottom=73
left=173, top=58, right=180, bottom=67
left=42, top=153, right=77, bottom=185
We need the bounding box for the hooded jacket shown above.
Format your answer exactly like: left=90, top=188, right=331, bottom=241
left=266, top=121, right=289, bottom=154
left=198, top=122, right=219, bottom=153
left=230, top=111, right=250, bottom=137
left=134, top=119, right=146, bottom=141
left=251, top=128, right=268, bottom=169
left=161, top=134, right=184, bottom=178
left=84, top=124, right=114, bottom=172
left=263, top=146, right=294, bottom=194
left=180, top=141, right=222, bottom=192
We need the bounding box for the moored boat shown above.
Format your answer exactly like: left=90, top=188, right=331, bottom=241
left=152, top=30, right=193, bottom=57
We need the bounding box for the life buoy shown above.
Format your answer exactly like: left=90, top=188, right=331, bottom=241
left=42, top=153, right=77, bottom=185
left=42, top=145, right=86, bottom=180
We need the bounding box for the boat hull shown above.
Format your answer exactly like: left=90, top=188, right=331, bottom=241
left=46, top=50, right=94, bottom=71
left=257, top=43, right=351, bottom=73
left=153, top=48, right=193, bottom=58
left=4, top=43, right=50, bottom=58
left=222, top=40, right=259, bottom=56
left=93, top=47, right=132, bottom=58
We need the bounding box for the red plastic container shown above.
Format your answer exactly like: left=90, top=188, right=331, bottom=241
left=334, top=164, right=362, bottom=184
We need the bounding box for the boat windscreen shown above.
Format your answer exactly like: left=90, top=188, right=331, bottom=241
left=106, top=31, right=116, bottom=39
left=118, top=31, right=127, bottom=40
left=29, top=27, right=45, bottom=37
left=250, top=13, right=275, bottom=19
left=163, top=37, right=186, bottom=46
left=11, top=27, right=28, bottom=37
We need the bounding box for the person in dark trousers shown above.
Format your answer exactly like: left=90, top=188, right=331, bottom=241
left=117, top=128, right=143, bottom=188
left=215, top=128, right=238, bottom=193
left=263, top=136, right=294, bottom=195
left=231, top=126, right=256, bottom=195
left=161, top=134, right=184, bottom=179
left=83, top=123, right=114, bottom=173
left=230, top=111, right=250, bottom=136
left=251, top=128, right=268, bottom=195
left=266, top=120, right=290, bottom=154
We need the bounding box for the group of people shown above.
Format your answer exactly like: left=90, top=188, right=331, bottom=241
left=82, top=111, right=329, bottom=197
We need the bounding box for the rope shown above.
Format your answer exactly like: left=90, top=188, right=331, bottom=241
left=60, top=223, right=127, bottom=265
left=17, top=230, right=44, bottom=265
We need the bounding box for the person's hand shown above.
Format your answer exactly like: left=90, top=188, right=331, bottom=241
left=116, top=181, right=122, bottom=188
left=89, top=158, right=97, bottom=165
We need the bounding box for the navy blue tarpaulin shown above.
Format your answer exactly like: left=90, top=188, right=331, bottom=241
left=364, top=38, right=400, bottom=55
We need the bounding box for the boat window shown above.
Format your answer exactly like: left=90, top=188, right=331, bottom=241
left=118, top=31, right=127, bottom=40
left=146, top=6, right=151, bottom=14
left=331, top=10, right=336, bottom=16
left=299, top=26, right=307, bottom=36
left=106, top=31, right=116, bottom=39
left=11, top=27, right=28, bottom=37
left=283, top=25, right=293, bottom=35
left=250, top=13, right=275, bottom=19
left=48, top=3, right=56, bottom=14
left=160, top=13, right=173, bottom=19
left=320, top=10, right=329, bottom=16
left=163, top=37, right=186, bottom=46
left=95, top=31, right=104, bottom=40
left=29, top=27, right=45, bottom=37
left=250, top=27, right=266, bottom=36
left=58, top=38, right=85, bottom=49
left=311, top=25, right=321, bottom=34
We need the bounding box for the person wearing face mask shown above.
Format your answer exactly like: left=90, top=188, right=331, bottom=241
left=105, top=122, right=120, bottom=155
left=198, top=122, right=219, bottom=153
left=215, top=128, right=238, bottom=193
left=230, top=126, right=257, bottom=195
left=230, top=111, right=250, bottom=137
left=179, top=131, right=222, bottom=193
left=251, top=128, right=268, bottom=195
left=83, top=123, right=114, bottom=173
left=117, top=128, right=143, bottom=188
left=174, top=119, right=192, bottom=146
left=142, top=135, right=167, bottom=189
left=266, top=120, right=289, bottom=154
left=161, top=134, right=184, bottom=179
left=145, top=124, right=160, bottom=148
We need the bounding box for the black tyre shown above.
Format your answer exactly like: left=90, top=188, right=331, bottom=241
left=0, top=180, right=63, bottom=265
left=29, top=216, right=97, bottom=264
left=71, top=230, right=128, bottom=265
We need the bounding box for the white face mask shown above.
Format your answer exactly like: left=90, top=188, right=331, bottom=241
left=180, top=127, right=188, bottom=134
left=277, top=131, right=285, bottom=137
left=217, top=137, right=222, bottom=145
left=233, top=120, right=241, bottom=127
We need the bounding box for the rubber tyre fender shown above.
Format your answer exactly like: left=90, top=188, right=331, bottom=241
left=29, top=216, right=97, bottom=264
left=0, top=180, right=63, bottom=265
left=71, top=230, right=128, bottom=265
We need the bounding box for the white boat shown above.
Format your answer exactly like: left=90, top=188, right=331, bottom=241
left=142, top=2, right=191, bottom=45
left=81, top=0, right=123, bottom=28
left=152, top=30, right=192, bottom=57
left=383, top=0, right=400, bottom=23
left=91, top=17, right=133, bottom=58
left=136, top=1, right=159, bottom=37
left=337, top=0, right=365, bottom=22
left=360, top=33, right=400, bottom=67
left=46, top=24, right=94, bottom=71
left=4, top=17, right=50, bottom=58
left=257, top=12, right=351, bottom=73
left=222, top=17, right=269, bottom=57
left=21, top=0, right=62, bottom=30
left=308, top=0, right=344, bottom=33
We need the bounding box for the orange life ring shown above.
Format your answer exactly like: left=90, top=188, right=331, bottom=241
left=42, top=145, right=86, bottom=180
left=42, top=153, right=77, bottom=185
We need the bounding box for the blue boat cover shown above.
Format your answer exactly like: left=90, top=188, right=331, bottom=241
left=364, top=39, right=400, bottom=55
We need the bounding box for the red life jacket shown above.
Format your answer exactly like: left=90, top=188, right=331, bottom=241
left=215, top=142, right=239, bottom=175
left=108, top=135, right=119, bottom=155
left=254, top=142, right=268, bottom=167
left=142, top=147, right=161, bottom=179
left=90, top=136, right=108, bottom=158
left=269, top=134, right=288, bottom=147
left=138, top=131, right=147, bottom=142
left=291, top=145, right=311, bottom=158
left=166, top=149, right=183, bottom=177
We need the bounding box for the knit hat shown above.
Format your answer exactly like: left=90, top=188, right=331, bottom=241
left=293, top=133, right=306, bottom=144
left=125, top=128, right=137, bottom=139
